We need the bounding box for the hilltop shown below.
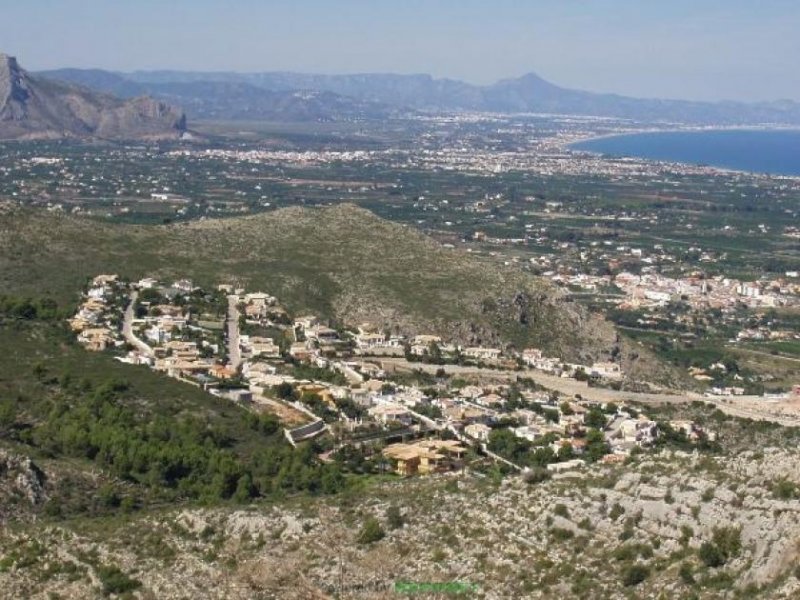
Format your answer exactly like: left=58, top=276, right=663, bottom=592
left=0, top=202, right=634, bottom=366
left=0, top=54, right=186, bottom=140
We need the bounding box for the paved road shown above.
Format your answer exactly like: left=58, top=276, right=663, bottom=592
left=379, top=358, right=800, bottom=427
left=226, top=295, right=242, bottom=371
left=122, top=291, right=154, bottom=357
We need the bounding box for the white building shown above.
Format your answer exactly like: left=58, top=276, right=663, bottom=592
left=465, top=423, right=492, bottom=442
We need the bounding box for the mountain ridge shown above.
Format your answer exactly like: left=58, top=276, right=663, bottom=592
left=39, top=64, right=800, bottom=125
left=0, top=54, right=187, bottom=140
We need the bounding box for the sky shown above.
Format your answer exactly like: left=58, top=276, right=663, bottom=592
left=2, top=0, right=799, bottom=102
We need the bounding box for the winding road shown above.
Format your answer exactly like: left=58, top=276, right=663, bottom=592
left=122, top=291, right=154, bottom=357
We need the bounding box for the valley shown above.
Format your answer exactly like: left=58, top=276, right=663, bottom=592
left=1, top=45, right=800, bottom=600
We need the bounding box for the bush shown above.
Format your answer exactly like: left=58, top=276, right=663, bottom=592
left=680, top=524, right=694, bottom=546
left=614, top=546, right=637, bottom=561
left=621, top=563, right=649, bottom=587
left=679, top=562, right=695, bottom=585
left=713, top=526, right=741, bottom=558
left=96, top=565, right=141, bottom=595
left=614, top=543, right=652, bottom=561
left=24, top=365, right=346, bottom=505
left=698, top=542, right=724, bottom=568
left=698, top=528, right=740, bottom=569
left=772, top=479, right=798, bottom=500
left=97, top=484, right=120, bottom=509
left=523, top=467, right=551, bottom=485
left=357, top=517, right=385, bottom=544
left=386, top=505, right=404, bottom=530
left=701, top=487, right=716, bottom=502
left=550, top=527, right=574, bottom=542
left=609, top=503, right=625, bottom=521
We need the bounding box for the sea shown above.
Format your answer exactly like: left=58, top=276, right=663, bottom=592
left=570, top=129, right=800, bottom=177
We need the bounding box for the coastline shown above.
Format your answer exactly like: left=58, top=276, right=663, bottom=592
left=563, top=126, right=800, bottom=179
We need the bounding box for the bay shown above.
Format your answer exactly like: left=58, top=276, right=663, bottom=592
left=571, top=129, right=800, bottom=177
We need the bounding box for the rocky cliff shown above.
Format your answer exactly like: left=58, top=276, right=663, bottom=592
left=0, top=53, right=186, bottom=140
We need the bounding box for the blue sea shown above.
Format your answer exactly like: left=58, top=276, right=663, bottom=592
left=571, top=129, right=800, bottom=177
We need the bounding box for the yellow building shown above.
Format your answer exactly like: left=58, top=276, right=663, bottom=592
left=382, top=440, right=466, bottom=477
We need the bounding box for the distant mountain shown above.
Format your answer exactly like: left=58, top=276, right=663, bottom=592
left=40, top=69, right=394, bottom=122
left=0, top=54, right=186, bottom=140
left=39, top=66, right=800, bottom=125
left=482, top=73, right=800, bottom=124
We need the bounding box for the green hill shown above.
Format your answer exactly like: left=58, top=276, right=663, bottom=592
left=0, top=202, right=616, bottom=362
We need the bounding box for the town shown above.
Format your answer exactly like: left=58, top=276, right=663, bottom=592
left=70, top=273, right=722, bottom=478
left=5, top=112, right=799, bottom=405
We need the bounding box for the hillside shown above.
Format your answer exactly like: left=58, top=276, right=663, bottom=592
left=0, top=202, right=620, bottom=363
left=4, top=410, right=800, bottom=598
left=41, top=67, right=800, bottom=125
left=0, top=54, right=186, bottom=140
left=0, top=316, right=341, bottom=523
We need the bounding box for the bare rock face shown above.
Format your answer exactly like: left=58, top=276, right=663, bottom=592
left=0, top=53, right=186, bottom=140
left=0, top=449, right=46, bottom=521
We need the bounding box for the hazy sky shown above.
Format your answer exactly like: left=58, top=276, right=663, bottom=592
left=3, top=0, right=799, bottom=102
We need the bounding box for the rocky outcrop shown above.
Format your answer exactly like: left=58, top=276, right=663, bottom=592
left=3, top=448, right=799, bottom=598
left=0, top=53, right=186, bottom=140
left=0, top=449, right=46, bottom=521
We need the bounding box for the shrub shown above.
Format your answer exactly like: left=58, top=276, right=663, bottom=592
left=619, top=526, right=634, bottom=541
left=772, top=479, right=798, bottom=500
left=444, top=479, right=459, bottom=493
left=96, top=565, right=141, bottom=596
left=699, top=542, right=724, bottom=567
left=614, top=543, right=652, bottom=561
left=679, top=562, right=695, bottom=585
left=357, top=517, right=385, bottom=544
left=614, top=546, right=638, bottom=561
left=609, top=503, right=625, bottom=521
left=621, top=563, right=649, bottom=587
left=680, top=525, right=694, bottom=547
left=550, top=527, right=575, bottom=542
left=711, top=526, right=741, bottom=561
left=523, top=467, right=551, bottom=485
left=120, top=496, right=137, bottom=514
left=97, top=484, right=121, bottom=509
left=386, top=505, right=404, bottom=530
